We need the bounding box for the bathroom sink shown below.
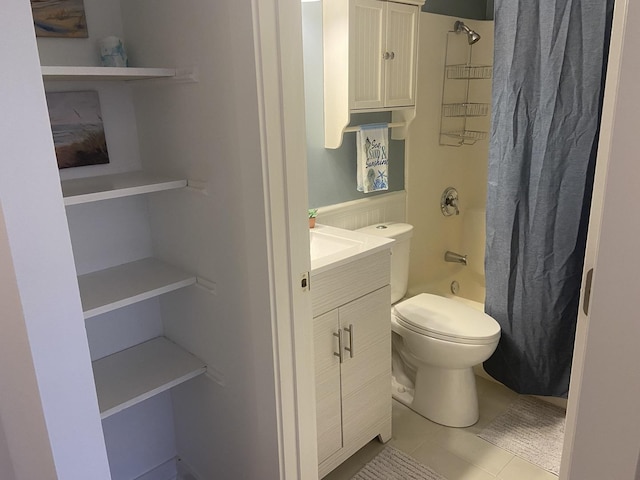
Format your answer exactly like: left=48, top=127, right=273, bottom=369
left=310, top=224, right=394, bottom=274
left=310, top=229, right=362, bottom=262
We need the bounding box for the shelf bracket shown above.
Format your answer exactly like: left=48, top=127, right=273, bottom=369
left=205, top=366, right=225, bottom=387
left=195, top=276, right=216, bottom=295
left=186, top=179, right=209, bottom=196
left=173, top=67, right=199, bottom=84
left=133, top=66, right=199, bottom=86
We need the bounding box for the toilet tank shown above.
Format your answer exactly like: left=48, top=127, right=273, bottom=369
left=356, top=223, right=413, bottom=303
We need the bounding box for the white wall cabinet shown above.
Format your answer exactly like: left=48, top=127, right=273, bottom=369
left=323, top=0, right=424, bottom=148
left=351, top=0, right=419, bottom=110
left=312, top=250, right=392, bottom=478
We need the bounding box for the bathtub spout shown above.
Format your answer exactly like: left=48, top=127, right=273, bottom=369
left=444, top=251, right=468, bottom=266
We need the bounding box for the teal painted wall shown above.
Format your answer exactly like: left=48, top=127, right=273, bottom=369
left=422, top=0, right=493, bottom=20
left=303, top=3, right=406, bottom=209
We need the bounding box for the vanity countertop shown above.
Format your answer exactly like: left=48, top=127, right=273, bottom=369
left=310, top=224, right=394, bottom=275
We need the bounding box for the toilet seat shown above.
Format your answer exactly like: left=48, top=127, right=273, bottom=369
left=393, top=293, right=500, bottom=345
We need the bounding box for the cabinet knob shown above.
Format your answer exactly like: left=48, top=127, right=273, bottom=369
left=383, top=52, right=391, bottom=60
left=390, top=51, right=396, bottom=60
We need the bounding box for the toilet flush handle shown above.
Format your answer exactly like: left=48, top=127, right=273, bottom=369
left=344, top=324, right=355, bottom=358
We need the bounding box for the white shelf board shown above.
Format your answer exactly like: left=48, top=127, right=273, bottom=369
left=41, top=65, right=177, bottom=81
left=93, top=337, right=206, bottom=419
left=62, top=171, right=187, bottom=206
left=78, top=257, right=196, bottom=319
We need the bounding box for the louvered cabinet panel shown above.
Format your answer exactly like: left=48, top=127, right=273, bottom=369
left=314, top=309, right=343, bottom=464
left=384, top=2, right=418, bottom=107
left=351, top=0, right=386, bottom=109
left=339, top=286, right=391, bottom=448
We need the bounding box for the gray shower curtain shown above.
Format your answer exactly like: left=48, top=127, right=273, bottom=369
left=484, top=0, right=614, bottom=397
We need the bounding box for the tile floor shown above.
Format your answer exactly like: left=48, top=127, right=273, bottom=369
left=324, top=376, right=560, bottom=480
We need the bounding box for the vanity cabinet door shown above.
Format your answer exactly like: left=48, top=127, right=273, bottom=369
left=339, top=286, right=391, bottom=448
left=383, top=2, right=419, bottom=107
left=314, top=309, right=343, bottom=464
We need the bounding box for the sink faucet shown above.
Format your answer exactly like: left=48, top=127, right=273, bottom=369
left=444, top=251, right=467, bottom=265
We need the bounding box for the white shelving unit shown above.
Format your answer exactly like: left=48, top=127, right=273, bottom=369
left=34, top=1, right=231, bottom=476
left=77, top=257, right=196, bottom=319
left=93, top=336, right=207, bottom=419
left=41, top=65, right=178, bottom=81
left=62, top=171, right=187, bottom=206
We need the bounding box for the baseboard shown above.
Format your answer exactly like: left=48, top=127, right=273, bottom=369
left=316, top=191, right=406, bottom=230
left=175, top=457, right=200, bottom=480
left=135, top=457, right=199, bottom=480
left=135, top=459, right=177, bottom=480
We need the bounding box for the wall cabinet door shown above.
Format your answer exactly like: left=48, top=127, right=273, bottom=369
left=351, top=0, right=418, bottom=110
left=314, top=309, right=343, bottom=464
left=383, top=2, right=418, bottom=107
left=340, top=286, right=391, bottom=448
left=351, top=0, right=386, bottom=109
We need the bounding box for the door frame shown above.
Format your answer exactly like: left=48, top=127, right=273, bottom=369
left=561, top=0, right=640, bottom=478
left=257, top=0, right=640, bottom=478
left=252, top=1, right=318, bottom=478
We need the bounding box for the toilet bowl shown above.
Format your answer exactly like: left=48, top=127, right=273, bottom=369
left=356, top=223, right=501, bottom=428
left=391, top=293, right=500, bottom=427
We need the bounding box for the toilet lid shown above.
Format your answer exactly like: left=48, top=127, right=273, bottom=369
left=393, top=293, right=501, bottom=344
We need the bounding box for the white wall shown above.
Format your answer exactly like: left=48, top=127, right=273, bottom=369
left=0, top=416, right=16, bottom=480
left=0, top=0, right=110, bottom=478
left=405, top=14, right=493, bottom=301
left=0, top=208, right=55, bottom=480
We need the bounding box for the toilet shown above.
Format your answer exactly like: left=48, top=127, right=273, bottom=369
left=356, top=223, right=501, bottom=427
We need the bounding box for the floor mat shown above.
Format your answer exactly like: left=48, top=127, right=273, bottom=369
left=351, top=446, right=447, bottom=480
left=478, top=396, right=565, bottom=475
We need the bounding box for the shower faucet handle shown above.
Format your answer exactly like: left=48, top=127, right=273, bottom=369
left=441, top=187, right=460, bottom=216
left=445, top=196, right=460, bottom=214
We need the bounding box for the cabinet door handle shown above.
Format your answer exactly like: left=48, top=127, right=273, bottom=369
left=383, top=52, right=391, bottom=60
left=583, top=268, right=594, bottom=315
left=333, top=329, right=343, bottom=363
left=389, top=51, right=395, bottom=60
left=344, top=324, right=354, bottom=358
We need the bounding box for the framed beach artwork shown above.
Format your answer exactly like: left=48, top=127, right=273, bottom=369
left=46, top=91, right=110, bottom=169
left=31, top=0, right=88, bottom=38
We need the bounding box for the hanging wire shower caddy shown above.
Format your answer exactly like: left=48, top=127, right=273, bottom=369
left=439, top=31, right=493, bottom=146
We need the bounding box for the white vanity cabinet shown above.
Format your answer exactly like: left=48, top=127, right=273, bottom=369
left=323, top=0, right=424, bottom=148
left=312, top=249, right=392, bottom=478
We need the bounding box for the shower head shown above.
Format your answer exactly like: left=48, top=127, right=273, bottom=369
left=454, top=20, right=481, bottom=45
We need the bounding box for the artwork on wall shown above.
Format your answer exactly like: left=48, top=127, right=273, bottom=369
left=31, top=0, right=88, bottom=38
left=46, top=91, right=110, bottom=169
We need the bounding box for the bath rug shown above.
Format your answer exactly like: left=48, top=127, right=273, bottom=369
left=478, top=396, right=565, bottom=475
left=351, top=446, right=446, bottom=480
